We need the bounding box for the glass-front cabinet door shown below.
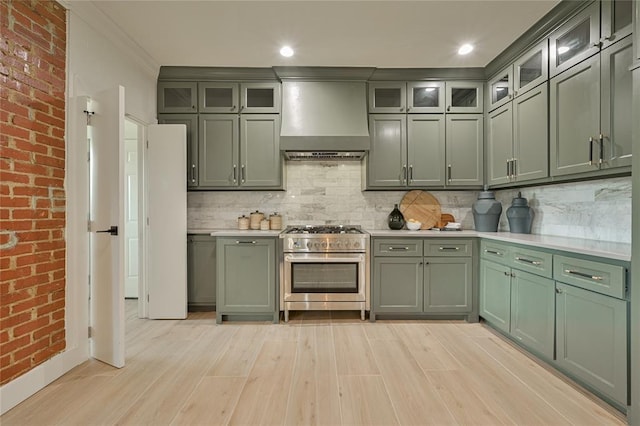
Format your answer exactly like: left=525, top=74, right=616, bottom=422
left=601, top=0, right=633, bottom=49
left=445, top=81, right=484, bottom=113
left=514, top=40, right=549, bottom=96
left=407, top=82, right=445, bottom=113
left=241, top=82, right=281, bottom=113
left=199, top=82, right=240, bottom=113
left=487, top=68, right=513, bottom=112
left=368, top=82, right=406, bottom=113
left=157, top=82, right=197, bottom=113
left=549, top=2, right=600, bottom=77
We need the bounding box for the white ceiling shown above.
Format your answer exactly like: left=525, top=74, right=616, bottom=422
left=90, top=0, right=561, bottom=69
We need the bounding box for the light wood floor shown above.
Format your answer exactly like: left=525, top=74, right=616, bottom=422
left=2, top=301, right=627, bottom=425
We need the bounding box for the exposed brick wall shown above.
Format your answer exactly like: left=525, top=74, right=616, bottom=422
left=0, top=0, right=67, bottom=385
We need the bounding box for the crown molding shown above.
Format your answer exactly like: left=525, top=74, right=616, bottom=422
left=65, top=1, right=159, bottom=78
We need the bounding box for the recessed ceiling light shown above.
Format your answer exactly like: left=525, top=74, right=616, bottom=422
left=280, top=46, right=294, bottom=57
left=557, top=46, right=570, bottom=54
left=458, top=44, right=474, bottom=55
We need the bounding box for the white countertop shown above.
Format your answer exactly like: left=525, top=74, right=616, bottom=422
left=188, top=228, right=631, bottom=262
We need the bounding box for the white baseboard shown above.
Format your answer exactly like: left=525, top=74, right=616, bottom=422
left=0, top=347, right=87, bottom=415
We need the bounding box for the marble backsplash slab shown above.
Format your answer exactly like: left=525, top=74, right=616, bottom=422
left=188, top=162, right=631, bottom=244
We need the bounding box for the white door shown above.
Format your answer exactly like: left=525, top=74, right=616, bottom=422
left=124, top=119, right=140, bottom=298
left=147, top=124, right=187, bottom=319
left=89, top=86, right=126, bottom=368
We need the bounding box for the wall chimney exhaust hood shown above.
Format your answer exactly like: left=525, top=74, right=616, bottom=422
left=275, top=67, right=374, bottom=160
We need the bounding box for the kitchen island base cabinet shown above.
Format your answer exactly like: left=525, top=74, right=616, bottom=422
left=187, top=235, right=216, bottom=311
left=216, top=237, right=278, bottom=324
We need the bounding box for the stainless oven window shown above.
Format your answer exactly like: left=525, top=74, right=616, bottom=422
left=291, top=263, right=359, bottom=293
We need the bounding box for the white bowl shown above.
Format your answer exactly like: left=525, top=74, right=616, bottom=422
left=406, top=221, right=422, bottom=231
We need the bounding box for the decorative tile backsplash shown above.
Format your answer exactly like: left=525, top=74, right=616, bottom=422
left=188, top=162, right=631, bottom=243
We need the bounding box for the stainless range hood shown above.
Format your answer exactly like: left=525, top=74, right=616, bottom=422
left=275, top=68, right=374, bottom=160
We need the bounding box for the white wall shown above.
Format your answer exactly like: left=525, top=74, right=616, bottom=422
left=0, top=3, right=159, bottom=415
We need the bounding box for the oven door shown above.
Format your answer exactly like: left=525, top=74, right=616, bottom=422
left=283, top=253, right=366, bottom=302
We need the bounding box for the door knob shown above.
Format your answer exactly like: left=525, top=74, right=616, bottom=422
left=96, top=225, right=118, bottom=236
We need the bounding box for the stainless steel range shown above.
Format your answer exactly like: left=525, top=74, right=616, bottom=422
left=280, top=225, right=370, bottom=322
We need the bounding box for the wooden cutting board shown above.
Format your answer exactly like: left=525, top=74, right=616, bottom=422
left=399, top=190, right=441, bottom=230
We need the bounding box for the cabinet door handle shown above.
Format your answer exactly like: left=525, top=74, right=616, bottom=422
left=447, top=164, right=452, bottom=183
left=588, top=137, right=594, bottom=165
left=504, top=271, right=510, bottom=276
left=564, top=269, right=604, bottom=281
left=515, top=257, right=541, bottom=266
left=506, top=159, right=510, bottom=178
left=236, top=240, right=257, bottom=244
left=438, top=247, right=460, bottom=251
left=232, top=164, right=237, bottom=183
left=231, top=105, right=237, bottom=112
left=512, top=159, right=517, bottom=178
left=447, top=106, right=451, bottom=112
left=401, top=165, right=407, bottom=184
left=388, top=246, right=409, bottom=251
left=598, top=134, right=604, bottom=165
left=191, top=164, right=196, bottom=183
left=408, top=165, right=413, bottom=183
left=556, top=288, right=563, bottom=294
left=484, top=249, right=502, bottom=256
left=400, top=106, right=405, bottom=112
left=241, top=165, right=246, bottom=183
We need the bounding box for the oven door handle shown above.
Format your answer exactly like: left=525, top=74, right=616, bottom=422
left=284, top=254, right=365, bottom=263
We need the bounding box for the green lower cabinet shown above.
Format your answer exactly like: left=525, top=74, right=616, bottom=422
left=216, top=237, right=278, bottom=323
left=424, top=257, right=472, bottom=313
left=373, top=257, right=423, bottom=313
left=187, top=235, right=216, bottom=310
left=479, top=260, right=511, bottom=334
left=555, top=282, right=628, bottom=406
left=510, top=271, right=554, bottom=359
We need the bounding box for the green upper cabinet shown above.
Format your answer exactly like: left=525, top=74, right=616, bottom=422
left=445, top=114, right=483, bottom=186
left=369, top=82, right=445, bottom=113
left=240, top=114, right=282, bottom=187
left=199, top=114, right=282, bottom=189
left=549, top=2, right=601, bottom=78
left=407, top=115, right=446, bottom=186
left=158, top=82, right=198, bottom=113
left=514, top=40, right=549, bottom=97
left=635, top=0, right=640, bottom=60
left=601, top=0, right=633, bottom=49
left=199, top=82, right=280, bottom=114
left=158, top=114, right=199, bottom=188
left=407, top=82, right=445, bottom=113
left=487, top=83, right=548, bottom=186
left=599, top=36, right=633, bottom=169
left=445, top=81, right=484, bottom=113
left=550, top=54, right=601, bottom=176
left=367, top=114, right=406, bottom=187
left=487, top=67, right=513, bottom=112
left=550, top=36, right=632, bottom=177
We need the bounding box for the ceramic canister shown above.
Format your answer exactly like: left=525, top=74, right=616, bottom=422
left=506, top=192, right=534, bottom=234
left=472, top=190, right=502, bottom=232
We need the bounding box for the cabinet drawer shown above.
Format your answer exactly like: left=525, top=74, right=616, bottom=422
left=480, top=240, right=510, bottom=264
left=373, top=239, right=423, bottom=257
left=424, top=239, right=472, bottom=257
left=553, top=255, right=626, bottom=299
left=510, top=246, right=553, bottom=278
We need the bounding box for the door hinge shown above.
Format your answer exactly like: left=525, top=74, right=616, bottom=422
left=83, top=110, right=95, bottom=125
left=88, top=326, right=92, bottom=338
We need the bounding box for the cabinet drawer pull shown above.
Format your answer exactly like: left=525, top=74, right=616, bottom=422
left=515, top=257, right=541, bottom=266
left=564, top=269, right=603, bottom=281
left=388, top=246, right=409, bottom=251
left=484, top=249, right=502, bottom=256
left=236, top=240, right=257, bottom=244
left=438, top=247, right=460, bottom=251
